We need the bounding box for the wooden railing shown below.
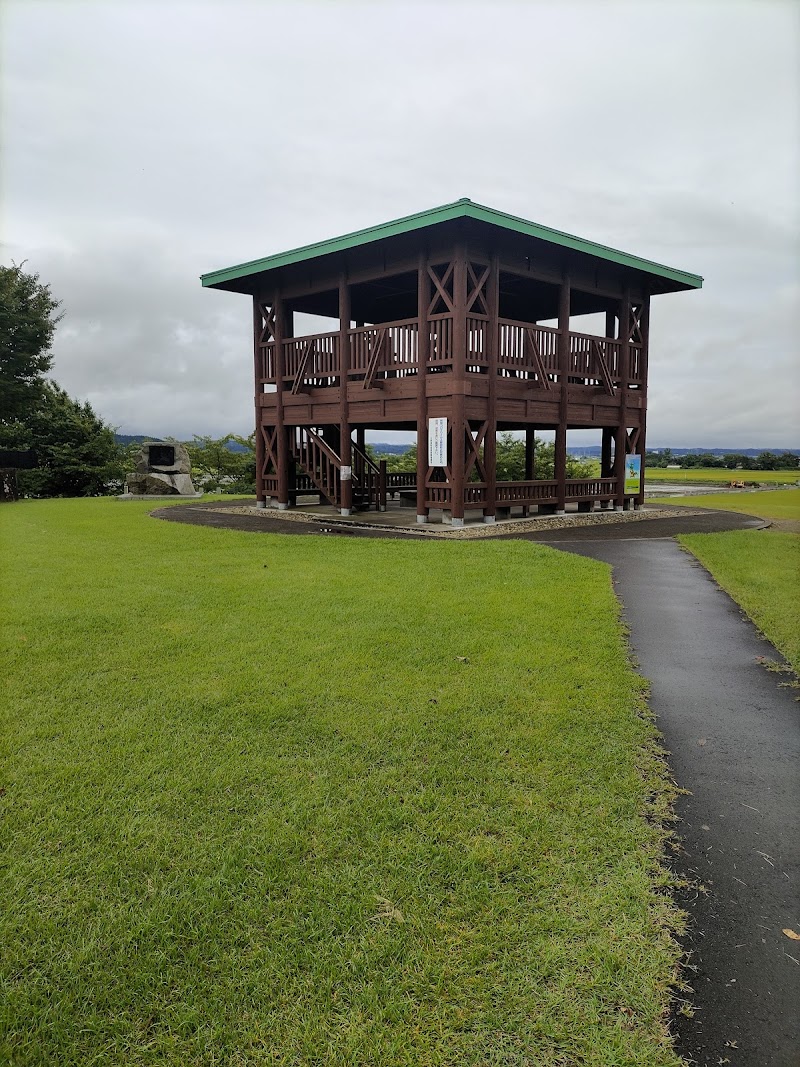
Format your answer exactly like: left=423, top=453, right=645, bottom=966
left=629, top=343, right=644, bottom=384
left=568, top=333, right=616, bottom=383
left=349, top=319, right=419, bottom=383
left=425, top=482, right=452, bottom=507
left=387, top=472, right=416, bottom=490
left=258, top=315, right=643, bottom=392
left=464, top=483, right=488, bottom=504
left=497, top=320, right=559, bottom=381
left=289, top=427, right=341, bottom=507
left=495, top=480, right=559, bottom=504
left=283, top=333, right=339, bottom=381
left=427, top=314, right=453, bottom=366
left=565, top=477, right=617, bottom=499
left=351, top=441, right=383, bottom=509
left=466, top=315, right=489, bottom=370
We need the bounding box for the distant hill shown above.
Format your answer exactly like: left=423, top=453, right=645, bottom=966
left=646, top=446, right=800, bottom=457
left=116, top=436, right=798, bottom=460
left=368, top=442, right=412, bottom=455
left=115, top=434, right=152, bottom=446
left=115, top=434, right=249, bottom=453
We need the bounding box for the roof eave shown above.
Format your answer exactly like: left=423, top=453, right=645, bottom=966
left=201, top=199, right=703, bottom=293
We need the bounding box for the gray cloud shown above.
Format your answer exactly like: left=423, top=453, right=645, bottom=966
left=3, top=0, right=798, bottom=445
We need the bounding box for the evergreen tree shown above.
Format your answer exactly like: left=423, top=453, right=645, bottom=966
left=0, top=264, right=62, bottom=424
left=0, top=382, right=123, bottom=497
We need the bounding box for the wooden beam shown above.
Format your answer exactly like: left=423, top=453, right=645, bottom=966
left=555, top=277, right=570, bottom=513
left=273, top=293, right=289, bottom=507
left=616, top=288, right=631, bottom=509
left=416, top=253, right=429, bottom=521
left=363, top=329, right=388, bottom=390
left=524, top=328, right=551, bottom=391
left=637, top=294, right=650, bottom=507
left=591, top=339, right=615, bottom=396
left=339, top=277, right=352, bottom=513
left=252, top=297, right=266, bottom=504
left=484, top=254, right=499, bottom=519
left=290, top=339, right=313, bottom=395
left=450, top=245, right=467, bottom=522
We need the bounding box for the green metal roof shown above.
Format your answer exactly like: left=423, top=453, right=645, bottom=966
left=201, top=198, right=703, bottom=291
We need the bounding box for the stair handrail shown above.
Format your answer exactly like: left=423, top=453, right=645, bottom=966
left=304, top=427, right=342, bottom=466
left=351, top=439, right=380, bottom=478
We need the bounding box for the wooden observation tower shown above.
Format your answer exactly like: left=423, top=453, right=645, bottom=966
left=202, top=200, right=701, bottom=525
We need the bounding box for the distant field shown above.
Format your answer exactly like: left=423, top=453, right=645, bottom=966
left=647, top=468, right=798, bottom=485
left=679, top=531, right=800, bottom=671
left=1, top=498, right=684, bottom=1066
left=665, top=488, right=800, bottom=522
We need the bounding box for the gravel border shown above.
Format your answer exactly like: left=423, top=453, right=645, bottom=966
left=195, top=503, right=708, bottom=539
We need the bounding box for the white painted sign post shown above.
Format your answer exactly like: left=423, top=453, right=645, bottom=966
left=428, top=417, right=448, bottom=467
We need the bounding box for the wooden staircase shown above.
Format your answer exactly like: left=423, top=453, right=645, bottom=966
left=289, top=428, right=385, bottom=510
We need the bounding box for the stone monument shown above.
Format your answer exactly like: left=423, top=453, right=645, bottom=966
left=123, top=441, right=200, bottom=497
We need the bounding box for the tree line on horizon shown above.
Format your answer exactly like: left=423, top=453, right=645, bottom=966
left=644, top=448, right=799, bottom=471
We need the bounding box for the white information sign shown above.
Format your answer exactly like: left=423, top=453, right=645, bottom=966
left=340, top=465, right=352, bottom=481
left=428, top=417, right=448, bottom=467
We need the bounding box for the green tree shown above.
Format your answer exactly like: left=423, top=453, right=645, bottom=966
left=377, top=433, right=594, bottom=480
left=495, top=433, right=595, bottom=480
left=186, top=434, right=256, bottom=492
left=645, top=451, right=668, bottom=468
left=0, top=264, right=62, bottom=424
left=775, top=451, right=800, bottom=470
left=0, top=382, right=124, bottom=497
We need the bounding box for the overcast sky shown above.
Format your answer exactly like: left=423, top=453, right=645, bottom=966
left=3, top=0, right=798, bottom=447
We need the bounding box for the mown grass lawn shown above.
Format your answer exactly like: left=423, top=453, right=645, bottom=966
left=1, top=499, right=684, bottom=1066
left=647, top=468, right=798, bottom=486
left=673, top=487, right=799, bottom=673
left=678, top=531, right=800, bottom=672
left=665, top=488, right=800, bottom=522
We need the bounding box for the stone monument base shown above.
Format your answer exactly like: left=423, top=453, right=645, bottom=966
left=118, top=492, right=203, bottom=501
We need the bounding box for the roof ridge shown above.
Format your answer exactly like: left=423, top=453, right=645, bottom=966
left=202, top=200, right=703, bottom=292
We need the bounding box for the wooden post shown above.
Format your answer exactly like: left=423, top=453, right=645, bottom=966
left=615, top=289, right=631, bottom=509
left=522, top=426, right=536, bottom=517
left=378, top=459, right=387, bottom=512
left=483, top=254, right=499, bottom=522
left=525, top=428, right=536, bottom=479
left=252, top=297, right=266, bottom=506
left=416, top=253, right=429, bottom=522
left=555, top=277, right=570, bottom=513
left=273, top=293, right=289, bottom=509
left=600, top=426, right=613, bottom=508
left=601, top=426, right=613, bottom=477
left=450, top=246, right=467, bottom=524
left=339, top=278, right=352, bottom=514
left=637, top=295, right=650, bottom=508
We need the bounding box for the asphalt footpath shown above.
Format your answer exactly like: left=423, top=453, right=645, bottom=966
left=533, top=532, right=800, bottom=1067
